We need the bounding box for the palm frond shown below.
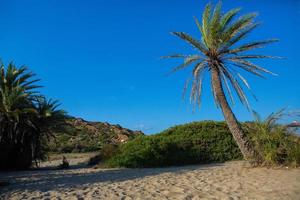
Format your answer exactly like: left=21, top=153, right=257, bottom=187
left=225, top=39, right=278, bottom=54
left=161, top=54, right=189, bottom=59
left=228, top=58, right=277, bottom=76
left=219, top=67, right=235, bottom=105
left=201, top=3, right=212, bottom=47
left=227, top=55, right=281, bottom=59
left=230, top=62, right=265, bottom=78
left=220, top=65, right=251, bottom=109
left=210, top=1, right=222, bottom=47
left=171, top=32, right=208, bottom=54
left=166, top=55, right=202, bottom=75
left=221, top=13, right=257, bottom=45
left=190, top=65, right=206, bottom=106
left=222, top=22, right=260, bottom=50
left=184, top=61, right=207, bottom=104
left=220, top=8, right=241, bottom=30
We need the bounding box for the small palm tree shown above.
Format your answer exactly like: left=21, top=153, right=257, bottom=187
left=32, top=97, right=66, bottom=163
left=163, top=2, right=278, bottom=159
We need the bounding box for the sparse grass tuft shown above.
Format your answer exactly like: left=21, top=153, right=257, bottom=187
left=246, top=110, right=300, bottom=167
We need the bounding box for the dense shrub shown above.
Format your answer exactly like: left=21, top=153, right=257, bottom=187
left=102, top=118, right=300, bottom=168
left=105, top=121, right=243, bottom=168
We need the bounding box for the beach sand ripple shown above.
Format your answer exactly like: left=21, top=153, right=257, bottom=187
left=0, top=161, right=299, bottom=200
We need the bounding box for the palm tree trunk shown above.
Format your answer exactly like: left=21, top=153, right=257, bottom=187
left=211, top=66, right=254, bottom=159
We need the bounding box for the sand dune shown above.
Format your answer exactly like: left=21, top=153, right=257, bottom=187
left=0, top=161, right=299, bottom=200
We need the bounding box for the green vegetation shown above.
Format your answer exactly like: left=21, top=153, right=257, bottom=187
left=47, top=122, right=104, bottom=153
left=163, top=2, right=278, bottom=159
left=0, top=62, right=65, bottom=170
left=104, top=121, right=243, bottom=168
left=46, top=118, right=142, bottom=153
left=92, top=118, right=299, bottom=168
left=246, top=110, right=300, bottom=167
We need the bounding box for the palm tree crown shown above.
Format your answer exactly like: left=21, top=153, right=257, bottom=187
left=164, top=2, right=278, bottom=109
left=0, top=63, right=40, bottom=122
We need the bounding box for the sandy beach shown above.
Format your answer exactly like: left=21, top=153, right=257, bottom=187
left=0, top=159, right=299, bottom=200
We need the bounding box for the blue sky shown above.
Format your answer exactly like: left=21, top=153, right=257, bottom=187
left=0, top=0, right=299, bottom=134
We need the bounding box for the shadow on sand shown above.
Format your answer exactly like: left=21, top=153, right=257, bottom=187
left=0, top=162, right=224, bottom=194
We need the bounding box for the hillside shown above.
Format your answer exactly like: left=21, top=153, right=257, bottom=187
left=47, top=117, right=143, bottom=153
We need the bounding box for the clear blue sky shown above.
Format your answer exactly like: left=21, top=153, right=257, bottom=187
left=0, top=0, right=299, bottom=134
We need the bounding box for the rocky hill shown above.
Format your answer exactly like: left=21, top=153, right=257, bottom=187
left=47, top=117, right=143, bottom=153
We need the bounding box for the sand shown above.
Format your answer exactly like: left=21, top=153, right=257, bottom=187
left=0, top=160, right=299, bottom=200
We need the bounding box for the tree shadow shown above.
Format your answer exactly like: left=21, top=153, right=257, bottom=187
left=0, top=162, right=224, bottom=194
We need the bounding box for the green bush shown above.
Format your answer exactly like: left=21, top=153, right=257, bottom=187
left=249, top=128, right=300, bottom=167
left=245, top=110, right=300, bottom=167
left=102, top=118, right=300, bottom=168
left=105, top=121, right=243, bottom=168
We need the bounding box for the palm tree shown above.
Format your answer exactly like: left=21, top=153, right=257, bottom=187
left=163, top=2, right=278, bottom=159
left=0, top=63, right=40, bottom=144
left=0, top=62, right=65, bottom=169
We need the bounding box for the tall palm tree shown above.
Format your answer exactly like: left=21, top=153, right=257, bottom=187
left=163, top=2, right=278, bottom=159
left=0, top=63, right=40, bottom=143
left=0, top=62, right=65, bottom=169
